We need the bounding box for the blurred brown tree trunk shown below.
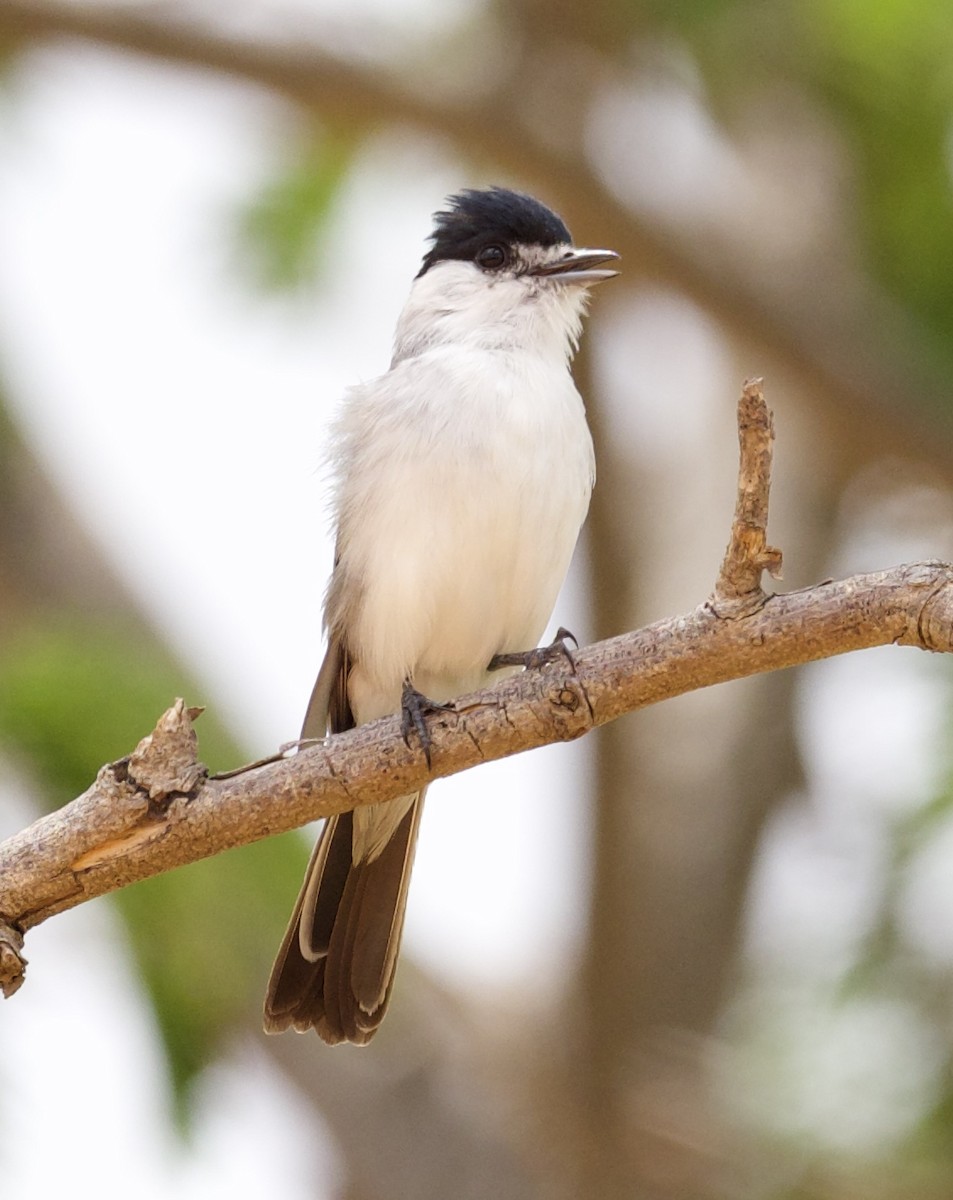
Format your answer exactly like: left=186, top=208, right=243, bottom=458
left=556, top=346, right=849, bottom=1199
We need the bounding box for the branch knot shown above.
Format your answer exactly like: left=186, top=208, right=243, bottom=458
left=0, top=922, right=27, bottom=999
left=127, top=699, right=208, bottom=803
left=915, top=567, right=953, bottom=651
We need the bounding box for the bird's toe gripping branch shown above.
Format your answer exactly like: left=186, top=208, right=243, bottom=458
left=488, top=626, right=579, bottom=673
left=400, top=680, right=457, bottom=768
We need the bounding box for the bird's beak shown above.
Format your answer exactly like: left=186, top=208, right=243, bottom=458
left=529, top=247, right=621, bottom=286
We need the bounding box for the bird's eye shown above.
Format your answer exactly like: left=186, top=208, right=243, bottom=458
left=476, top=244, right=507, bottom=271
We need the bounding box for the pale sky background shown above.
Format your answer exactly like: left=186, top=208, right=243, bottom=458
left=1, top=23, right=952, bottom=1200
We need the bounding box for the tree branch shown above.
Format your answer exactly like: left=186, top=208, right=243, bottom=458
left=714, top=378, right=784, bottom=606
left=1, top=381, right=952, bottom=999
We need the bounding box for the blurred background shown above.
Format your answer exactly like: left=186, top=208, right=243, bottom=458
left=1, top=1, right=953, bottom=1196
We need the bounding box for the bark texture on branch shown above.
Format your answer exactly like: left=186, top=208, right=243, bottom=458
left=1, top=383, right=952, bottom=997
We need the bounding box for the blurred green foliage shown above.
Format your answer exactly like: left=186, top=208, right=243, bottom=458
left=0, top=618, right=309, bottom=1119
left=628, top=0, right=953, bottom=364
left=235, top=131, right=358, bottom=293
left=803, top=0, right=953, bottom=348
left=0, top=619, right=226, bottom=789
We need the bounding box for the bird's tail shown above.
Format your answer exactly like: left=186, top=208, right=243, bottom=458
left=263, top=792, right=424, bottom=1044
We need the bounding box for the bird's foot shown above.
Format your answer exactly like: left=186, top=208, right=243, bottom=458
left=401, top=680, right=455, bottom=768
left=488, top=626, right=579, bottom=673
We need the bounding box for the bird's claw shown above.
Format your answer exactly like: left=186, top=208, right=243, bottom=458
left=488, top=626, right=579, bottom=673
left=400, top=680, right=454, bottom=768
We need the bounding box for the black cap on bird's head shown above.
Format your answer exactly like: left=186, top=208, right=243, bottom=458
left=418, top=186, right=619, bottom=285
left=419, top=187, right=570, bottom=276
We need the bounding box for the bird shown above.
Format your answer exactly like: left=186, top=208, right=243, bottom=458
left=263, top=185, right=619, bottom=1044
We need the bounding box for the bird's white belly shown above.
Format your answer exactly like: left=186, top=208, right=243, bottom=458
left=336, top=354, right=593, bottom=722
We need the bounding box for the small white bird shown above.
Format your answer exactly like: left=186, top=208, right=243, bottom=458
left=263, top=186, right=619, bottom=1044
